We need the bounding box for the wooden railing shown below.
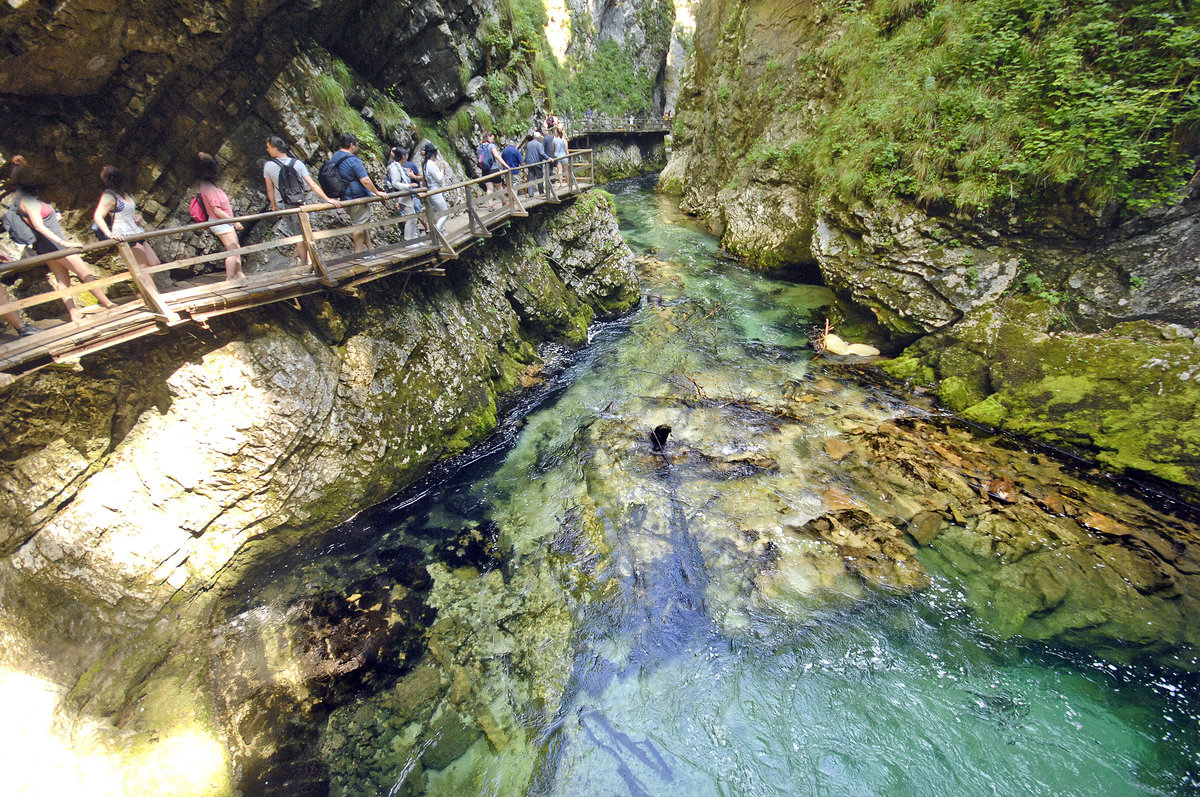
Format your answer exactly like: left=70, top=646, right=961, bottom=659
left=0, top=149, right=597, bottom=382
left=570, top=115, right=672, bottom=136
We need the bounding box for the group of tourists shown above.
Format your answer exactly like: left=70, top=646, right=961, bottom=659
left=2, top=121, right=574, bottom=338
left=482, top=124, right=571, bottom=201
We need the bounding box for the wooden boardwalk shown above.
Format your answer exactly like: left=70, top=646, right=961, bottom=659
left=0, top=151, right=596, bottom=383
left=570, top=116, right=671, bottom=136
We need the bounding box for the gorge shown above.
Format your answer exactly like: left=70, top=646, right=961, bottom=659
left=2, top=0, right=1200, bottom=795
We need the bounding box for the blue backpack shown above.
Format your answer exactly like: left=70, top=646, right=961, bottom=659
left=477, top=142, right=497, bottom=172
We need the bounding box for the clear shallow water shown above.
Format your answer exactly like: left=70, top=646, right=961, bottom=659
left=228, top=177, right=1200, bottom=796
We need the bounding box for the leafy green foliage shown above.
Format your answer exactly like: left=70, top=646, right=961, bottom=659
left=557, top=40, right=658, bottom=117
left=308, top=65, right=379, bottom=152
left=790, top=0, right=1200, bottom=213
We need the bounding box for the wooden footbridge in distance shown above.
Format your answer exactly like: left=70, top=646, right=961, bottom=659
left=0, top=151, right=597, bottom=384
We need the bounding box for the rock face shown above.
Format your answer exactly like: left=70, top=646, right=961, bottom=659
left=883, top=301, right=1200, bottom=493
left=0, top=193, right=637, bottom=787
left=564, top=0, right=677, bottom=112
left=586, top=133, right=668, bottom=182
left=662, top=0, right=1200, bottom=492
left=0, top=0, right=484, bottom=213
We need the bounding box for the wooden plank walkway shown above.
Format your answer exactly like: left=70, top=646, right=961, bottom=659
left=0, top=151, right=596, bottom=383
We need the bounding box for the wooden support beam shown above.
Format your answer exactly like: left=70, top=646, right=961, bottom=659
left=465, top=192, right=492, bottom=238
left=116, top=242, right=181, bottom=324
left=505, top=169, right=527, bottom=217
left=298, top=211, right=335, bottom=286
left=425, top=204, right=457, bottom=258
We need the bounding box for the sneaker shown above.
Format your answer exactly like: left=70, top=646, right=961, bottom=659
left=17, top=322, right=38, bottom=337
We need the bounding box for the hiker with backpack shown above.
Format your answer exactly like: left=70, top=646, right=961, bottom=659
left=195, top=152, right=244, bottom=281
left=477, top=132, right=506, bottom=210
left=501, top=136, right=524, bottom=192
left=320, top=133, right=388, bottom=254
left=385, top=146, right=418, bottom=240
left=7, top=164, right=116, bottom=321
left=264, top=136, right=340, bottom=268
left=92, top=165, right=163, bottom=275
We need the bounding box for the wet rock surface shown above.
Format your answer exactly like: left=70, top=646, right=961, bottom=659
left=883, top=297, right=1200, bottom=494
left=210, top=550, right=435, bottom=795
left=0, top=195, right=637, bottom=788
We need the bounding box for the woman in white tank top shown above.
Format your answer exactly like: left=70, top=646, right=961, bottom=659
left=92, top=165, right=163, bottom=274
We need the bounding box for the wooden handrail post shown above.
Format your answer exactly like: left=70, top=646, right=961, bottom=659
left=425, top=201, right=456, bottom=257
left=116, top=241, right=180, bottom=323
left=589, top=150, right=595, bottom=185
left=545, top=160, right=560, bottom=203
left=298, top=210, right=335, bottom=286
left=505, top=168, right=525, bottom=216
left=568, top=153, right=579, bottom=193
left=465, top=187, right=491, bottom=237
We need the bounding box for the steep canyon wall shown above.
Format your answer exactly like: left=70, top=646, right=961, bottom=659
left=663, top=0, right=1200, bottom=494
left=0, top=191, right=638, bottom=792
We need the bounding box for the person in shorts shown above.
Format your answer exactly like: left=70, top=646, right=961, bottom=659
left=330, top=133, right=388, bottom=253
left=263, top=136, right=340, bottom=267
left=195, top=152, right=244, bottom=281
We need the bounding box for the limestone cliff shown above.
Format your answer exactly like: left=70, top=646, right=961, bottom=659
left=662, top=0, right=1200, bottom=493
left=0, top=193, right=638, bottom=792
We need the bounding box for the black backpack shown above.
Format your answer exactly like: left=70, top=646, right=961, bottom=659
left=1, top=199, right=37, bottom=247
left=273, top=158, right=306, bottom=206
left=318, top=152, right=349, bottom=199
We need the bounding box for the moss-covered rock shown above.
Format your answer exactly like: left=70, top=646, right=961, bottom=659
left=886, top=295, right=1200, bottom=494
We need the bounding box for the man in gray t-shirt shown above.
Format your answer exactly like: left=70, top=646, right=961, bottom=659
left=524, top=132, right=547, bottom=197
left=264, top=135, right=340, bottom=267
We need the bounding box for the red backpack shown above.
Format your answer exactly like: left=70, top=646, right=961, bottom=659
left=189, top=194, right=209, bottom=223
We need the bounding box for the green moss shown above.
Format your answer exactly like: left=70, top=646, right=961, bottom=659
left=937, top=375, right=984, bottom=412
left=446, top=108, right=475, bottom=140
left=890, top=295, right=1200, bottom=494
left=961, top=394, right=1006, bottom=426
left=880, top=354, right=935, bottom=385
left=444, top=390, right=499, bottom=455
left=700, top=0, right=1199, bottom=214
left=307, top=62, right=380, bottom=151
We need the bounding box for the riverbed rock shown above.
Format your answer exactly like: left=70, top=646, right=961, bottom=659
left=833, top=412, right=1200, bottom=667
left=0, top=194, right=637, bottom=785
left=882, top=297, right=1200, bottom=495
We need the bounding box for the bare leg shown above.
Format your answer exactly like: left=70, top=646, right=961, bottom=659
left=62, top=254, right=116, bottom=308
left=47, top=260, right=81, bottom=321
left=217, top=230, right=244, bottom=280
left=133, top=242, right=161, bottom=270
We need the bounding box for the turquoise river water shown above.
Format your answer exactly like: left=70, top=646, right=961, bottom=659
left=225, top=178, right=1200, bottom=796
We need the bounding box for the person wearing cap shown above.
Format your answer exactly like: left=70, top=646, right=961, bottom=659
left=524, top=131, right=547, bottom=197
